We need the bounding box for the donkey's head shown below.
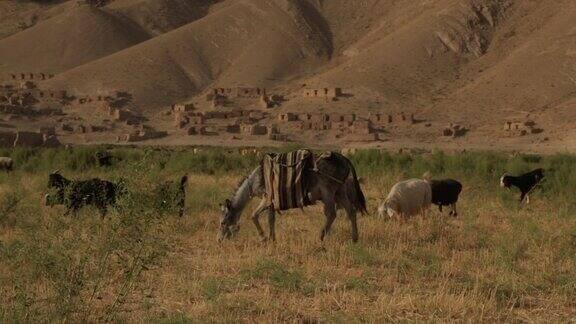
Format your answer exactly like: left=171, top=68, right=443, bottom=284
left=218, top=199, right=240, bottom=242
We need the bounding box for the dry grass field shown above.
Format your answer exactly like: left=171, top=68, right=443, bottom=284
left=1, top=147, right=575, bottom=322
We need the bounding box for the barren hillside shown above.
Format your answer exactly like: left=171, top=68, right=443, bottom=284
left=0, top=0, right=575, bottom=151
left=0, top=4, right=149, bottom=74
left=45, top=0, right=331, bottom=109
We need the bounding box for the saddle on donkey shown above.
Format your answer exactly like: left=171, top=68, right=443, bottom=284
left=261, top=149, right=351, bottom=211
left=262, top=149, right=315, bottom=211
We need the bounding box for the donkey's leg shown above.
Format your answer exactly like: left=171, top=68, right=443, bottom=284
left=338, top=192, right=359, bottom=243
left=320, top=201, right=337, bottom=242
left=267, top=208, right=276, bottom=241
left=251, top=198, right=269, bottom=240
left=344, top=203, right=359, bottom=243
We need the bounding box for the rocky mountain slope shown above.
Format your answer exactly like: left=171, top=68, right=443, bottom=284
left=1, top=0, right=575, bottom=150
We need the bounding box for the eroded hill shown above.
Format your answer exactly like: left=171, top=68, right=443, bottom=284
left=0, top=0, right=575, bottom=152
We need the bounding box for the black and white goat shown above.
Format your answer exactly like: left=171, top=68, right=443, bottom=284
left=45, top=171, right=122, bottom=217
left=500, top=168, right=544, bottom=204
left=427, top=179, right=463, bottom=216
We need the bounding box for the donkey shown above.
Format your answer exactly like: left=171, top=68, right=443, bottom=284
left=218, top=151, right=367, bottom=243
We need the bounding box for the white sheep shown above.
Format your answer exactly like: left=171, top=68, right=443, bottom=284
left=378, top=179, right=431, bottom=218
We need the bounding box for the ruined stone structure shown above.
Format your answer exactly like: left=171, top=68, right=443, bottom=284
left=226, top=124, right=240, bottom=133
left=369, top=112, right=415, bottom=125
left=204, top=111, right=229, bottom=119
left=172, top=103, right=194, bottom=112
left=0, top=75, right=67, bottom=113
left=329, top=113, right=356, bottom=123
left=208, top=87, right=280, bottom=109
left=189, top=115, right=205, bottom=125
left=299, top=113, right=312, bottom=121
left=443, top=124, right=468, bottom=138
left=259, top=95, right=274, bottom=109
left=213, top=87, right=266, bottom=99
left=210, top=95, right=227, bottom=108
left=75, top=125, right=87, bottom=134
left=368, top=113, right=393, bottom=124
left=300, top=121, right=332, bottom=131
left=187, top=126, right=200, bottom=135
left=278, top=112, right=298, bottom=122
left=268, top=124, right=279, bottom=135
left=249, top=111, right=266, bottom=120
left=302, top=88, right=342, bottom=101
left=310, top=114, right=329, bottom=122
left=174, top=112, right=189, bottom=129
left=111, top=109, right=131, bottom=122
left=40, top=90, right=67, bottom=100
left=241, top=124, right=268, bottom=135
left=399, top=113, right=416, bottom=124
left=269, top=133, right=289, bottom=141
left=225, top=110, right=243, bottom=118
left=503, top=120, right=541, bottom=136
left=8, top=73, right=54, bottom=82
left=59, top=123, right=74, bottom=132
left=88, top=125, right=108, bottom=132
left=1, top=84, right=67, bottom=110
left=186, top=125, right=218, bottom=136
left=351, top=120, right=372, bottom=134
left=102, top=104, right=132, bottom=122
left=20, top=81, right=36, bottom=90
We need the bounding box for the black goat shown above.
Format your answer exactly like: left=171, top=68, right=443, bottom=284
left=500, top=168, right=544, bottom=204
left=154, top=174, right=188, bottom=216
left=45, top=171, right=121, bottom=217
left=95, top=151, right=114, bottom=167
left=428, top=179, right=463, bottom=216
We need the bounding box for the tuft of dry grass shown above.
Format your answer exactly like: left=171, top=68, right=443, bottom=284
left=0, top=148, right=575, bottom=322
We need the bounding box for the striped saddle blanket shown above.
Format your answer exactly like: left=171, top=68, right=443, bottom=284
left=262, top=149, right=315, bottom=211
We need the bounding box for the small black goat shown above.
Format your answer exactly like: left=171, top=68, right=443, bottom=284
left=45, top=171, right=122, bottom=217
left=95, top=151, right=114, bottom=167
left=500, top=168, right=544, bottom=204
left=154, top=174, right=188, bottom=216
left=428, top=179, right=463, bottom=216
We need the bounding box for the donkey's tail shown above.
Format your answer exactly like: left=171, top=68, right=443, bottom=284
left=345, top=157, right=367, bottom=215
